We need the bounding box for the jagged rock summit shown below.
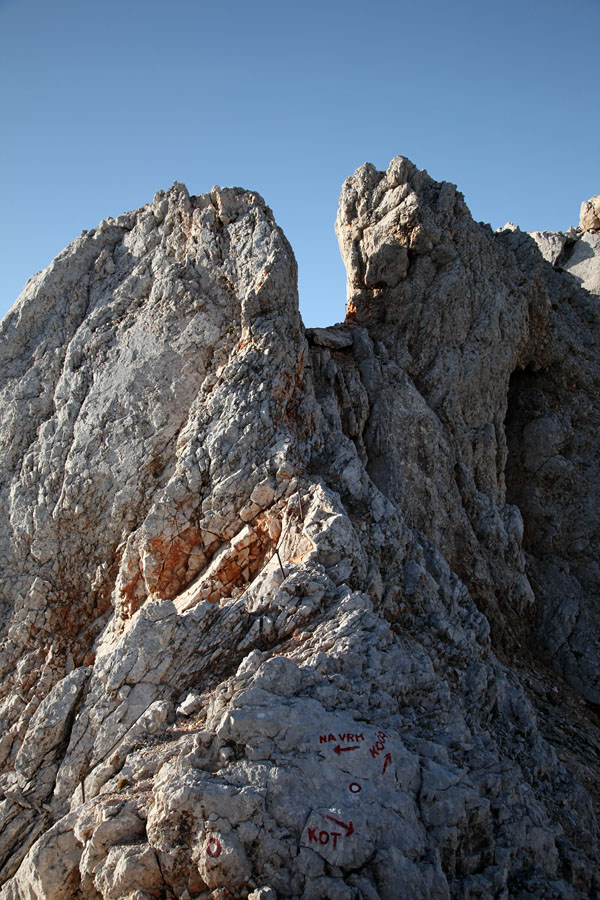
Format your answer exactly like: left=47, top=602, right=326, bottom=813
left=530, top=192, right=600, bottom=294
left=0, top=160, right=599, bottom=900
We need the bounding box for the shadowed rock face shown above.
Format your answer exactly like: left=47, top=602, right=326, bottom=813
left=335, top=159, right=600, bottom=706
left=0, top=160, right=599, bottom=900
left=335, top=160, right=544, bottom=640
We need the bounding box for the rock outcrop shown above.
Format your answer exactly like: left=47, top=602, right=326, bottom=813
left=0, top=160, right=599, bottom=900
left=531, top=193, right=600, bottom=295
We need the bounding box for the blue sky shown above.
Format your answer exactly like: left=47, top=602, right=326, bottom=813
left=1, top=0, right=598, bottom=327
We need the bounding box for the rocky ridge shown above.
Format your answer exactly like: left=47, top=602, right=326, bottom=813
left=530, top=193, right=600, bottom=295
left=0, top=160, right=599, bottom=899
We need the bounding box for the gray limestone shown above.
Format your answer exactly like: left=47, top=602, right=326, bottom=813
left=0, top=160, right=599, bottom=899
left=530, top=192, right=600, bottom=295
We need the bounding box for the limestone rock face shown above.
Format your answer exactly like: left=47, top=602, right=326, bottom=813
left=1, top=161, right=599, bottom=900
left=335, top=160, right=543, bottom=641
left=530, top=192, right=600, bottom=295
left=335, top=161, right=600, bottom=708
left=579, top=195, right=600, bottom=233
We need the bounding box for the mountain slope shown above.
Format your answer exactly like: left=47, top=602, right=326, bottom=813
left=0, top=160, right=599, bottom=900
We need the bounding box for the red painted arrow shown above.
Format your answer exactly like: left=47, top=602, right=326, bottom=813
left=323, top=814, right=354, bottom=837
left=382, top=752, right=392, bottom=774
left=333, top=745, right=359, bottom=755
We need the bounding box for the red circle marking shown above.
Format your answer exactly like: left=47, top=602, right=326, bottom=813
left=349, top=782, right=362, bottom=793
left=206, top=838, right=222, bottom=858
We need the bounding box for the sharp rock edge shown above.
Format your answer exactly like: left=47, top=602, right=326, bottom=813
left=0, top=163, right=599, bottom=900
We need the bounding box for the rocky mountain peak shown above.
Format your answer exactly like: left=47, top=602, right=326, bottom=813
left=580, top=194, right=600, bottom=233
left=529, top=191, right=600, bottom=295
left=0, top=158, right=599, bottom=900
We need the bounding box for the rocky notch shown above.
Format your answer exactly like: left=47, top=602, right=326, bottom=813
left=0, top=160, right=599, bottom=900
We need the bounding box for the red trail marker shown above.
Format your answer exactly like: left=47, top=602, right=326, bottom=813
left=322, top=814, right=354, bottom=837
left=206, top=837, right=222, bottom=858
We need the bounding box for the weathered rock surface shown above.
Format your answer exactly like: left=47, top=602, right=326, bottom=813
left=1, top=160, right=599, bottom=900
left=531, top=193, right=600, bottom=295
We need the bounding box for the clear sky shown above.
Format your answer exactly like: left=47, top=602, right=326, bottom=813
left=1, top=0, right=598, bottom=327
